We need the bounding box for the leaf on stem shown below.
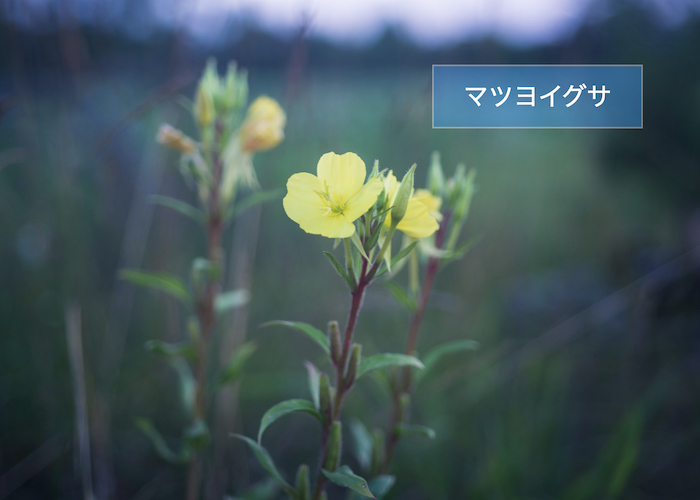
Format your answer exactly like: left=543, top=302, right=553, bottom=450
left=416, top=339, right=480, bottom=383
left=349, top=418, right=373, bottom=472
left=119, top=269, right=190, bottom=303
left=219, top=340, right=257, bottom=386
left=215, top=289, right=250, bottom=312
left=349, top=231, right=370, bottom=261
left=232, top=434, right=296, bottom=499
left=356, top=354, right=423, bottom=381
left=169, top=357, right=196, bottom=417
left=259, top=321, right=330, bottom=355
left=348, top=476, right=396, bottom=500
left=135, top=417, right=189, bottom=464
left=374, top=241, right=418, bottom=279
left=224, top=188, right=283, bottom=222
left=322, top=465, right=375, bottom=499
left=149, top=195, right=205, bottom=224
left=324, top=251, right=356, bottom=290
left=384, top=282, right=417, bottom=313
left=304, top=361, right=321, bottom=410
left=144, top=339, right=196, bottom=362
left=395, top=424, right=436, bottom=440
left=257, top=399, right=322, bottom=445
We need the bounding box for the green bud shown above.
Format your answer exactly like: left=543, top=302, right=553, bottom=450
left=324, top=421, right=342, bottom=472
left=295, top=464, right=310, bottom=500
left=194, top=59, right=219, bottom=127
left=428, top=151, right=445, bottom=197
left=454, top=169, right=476, bottom=221
left=223, top=62, right=249, bottom=113
left=370, top=428, right=385, bottom=477
left=343, top=343, right=362, bottom=389
left=328, top=321, right=341, bottom=367
left=319, top=374, right=332, bottom=425
left=369, top=159, right=380, bottom=180
left=391, top=164, right=416, bottom=225
left=446, top=163, right=466, bottom=208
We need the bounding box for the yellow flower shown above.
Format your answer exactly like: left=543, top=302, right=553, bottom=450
left=239, top=96, right=286, bottom=152
left=413, top=188, right=443, bottom=221
left=382, top=171, right=439, bottom=239
left=156, top=124, right=197, bottom=155
left=283, top=152, right=383, bottom=238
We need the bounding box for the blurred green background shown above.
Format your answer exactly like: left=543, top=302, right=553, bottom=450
left=2, top=0, right=700, bottom=498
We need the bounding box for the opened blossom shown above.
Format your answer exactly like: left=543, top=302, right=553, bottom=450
left=283, top=152, right=383, bottom=238
left=382, top=171, right=439, bottom=239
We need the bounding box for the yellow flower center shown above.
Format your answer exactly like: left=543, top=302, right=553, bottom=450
left=315, top=182, right=346, bottom=216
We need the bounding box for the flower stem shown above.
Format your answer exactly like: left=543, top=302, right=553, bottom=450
left=381, top=211, right=452, bottom=474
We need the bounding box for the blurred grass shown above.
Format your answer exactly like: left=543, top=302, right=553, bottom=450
left=2, top=25, right=700, bottom=500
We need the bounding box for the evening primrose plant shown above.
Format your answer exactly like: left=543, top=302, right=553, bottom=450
left=234, top=151, right=445, bottom=500
left=120, top=59, right=285, bottom=500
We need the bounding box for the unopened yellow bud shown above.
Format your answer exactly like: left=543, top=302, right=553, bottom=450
left=194, top=83, right=215, bottom=127
left=156, top=124, right=197, bottom=155
left=239, top=96, right=286, bottom=152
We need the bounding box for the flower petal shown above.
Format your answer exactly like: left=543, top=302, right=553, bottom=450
left=283, top=172, right=356, bottom=238
left=343, top=177, right=383, bottom=222
left=316, top=152, right=366, bottom=202
left=396, top=198, right=439, bottom=239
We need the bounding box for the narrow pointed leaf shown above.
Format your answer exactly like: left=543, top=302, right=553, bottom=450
left=442, top=235, right=481, bottom=264
left=395, top=424, right=436, bottom=440
left=260, top=321, right=329, bottom=355
left=349, top=418, right=373, bottom=472
left=219, top=340, right=257, bottom=386
left=374, top=241, right=418, bottom=279
left=349, top=476, right=396, bottom=500
left=120, top=269, right=190, bottom=303
left=145, top=340, right=195, bottom=362
left=258, top=399, right=322, bottom=445
left=170, top=357, right=196, bottom=417
left=304, top=361, right=321, bottom=410
left=225, top=189, right=283, bottom=222
left=417, top=339, right=480, bottom=383
left=149, top=195, right=205, bottom=224
left=385, top=282, right=417, bottom=313
left=135, top=417, right=189, bottom=464
left=349, top=232, right=370, bottom=261
left=324, top=251, right=356, bottom=290
left=215, top=289, right=250, bottom=313
left=322, top=466, right=375, bottom=499
left=357, top=354, right=423, bottom=380
left=232, top=434, right=296, bottom=499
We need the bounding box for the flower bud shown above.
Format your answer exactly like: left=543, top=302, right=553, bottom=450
left=328, top=320, right=341, bottom=367
left=454, top=168, right=476, bottom=221
left=446, top=163, right=466, bottom=208
left=324, top=421, right=342, bottom=472
left=239, top=96, right=286, bottom=152
left=157, top=124, right=197, bottom=155
left=223, top=61, right=248, bottom=113
left=428, top=151, right=445, bottom=197
left=390, top=164, right=416, bottom=226
left=194, top=80, right=215, bottom=128
left=343, top=343, right=362, bottom=389
left=295, top=464, right=310, bottom=500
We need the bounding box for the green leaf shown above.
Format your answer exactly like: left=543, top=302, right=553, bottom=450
left=219, top=340, right=257, bottom=386
left=349, top=231, right=370, bottom=261
left=357, top=354, right=424, bottom=380
left=135, top=417, right=189, bottom=464
left=322, top=466, right=375, bottom=499
left=385, top=282, right=417, bottom=313
left=304, top=361, right=321, bottom=410
left=169, top=357, right=196, bottom=417
left=374, top=241, right=418, bottom=279
left=215, top=289, right=250, bottom=313
left=440, top=235, right=481, bottom=265
left=324, top=251, right=356, bottom=290
left=395, top=424, right=436, bottom=440
left=149, top=195, right=205, bottom=224
left=260, top=321, right=330, bottom=355
left=120, top=269, right=190, bottom=303
left=257, top=399, right=322, bottom=445
left=417, top=339, right=480, bottom=383
left=225, top=189, right=283, bottom=222
left=349, top=418, right=373, bottom=472
left=232, top=434, right=296, bottom=499
left=349, top=476, right=396, bottom=500
left=144, top=340, right=195, bottom=362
